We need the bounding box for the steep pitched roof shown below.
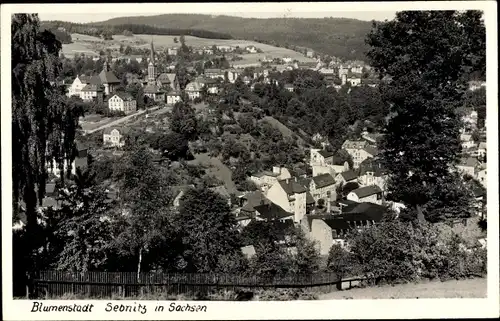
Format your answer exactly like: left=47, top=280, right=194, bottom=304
left=103, top=127, right=131, bottom=135
left=143, top=84, right=163, bottom=94
left=157, top=73, right=172, bottom=83
left=342, top=140, right=368, bottom=150
left=351, top=185, right=382, bottom=199
left=81, top=84, right=104, bottom=92
left=254, top=202, right=293, bottom=221
left=323, top=202, right=386, bottom=231
left=459, top=157, right=479, bottom=168
left=340, top=170, right=358, bottom=182
left=359, top=158, right=386, bottom=177
left=278, top=179, right=307, bottom=195
left=99, top=70, right=120, bottom=84
left=363, top=146, right=379, bottom=157
left=318, top=150, right=334, bottom=158
left=112, top=92, right=134, bottom=101
left=185, top=81, right=203, bottom=92
left=306, top=191, right=315, bottom=204
left=312, top=173, right=336, bottom=188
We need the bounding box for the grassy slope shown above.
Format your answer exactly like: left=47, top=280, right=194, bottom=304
left=93, top=14, right=374, bottom=61
left=319, top=277, right=487, bottom=299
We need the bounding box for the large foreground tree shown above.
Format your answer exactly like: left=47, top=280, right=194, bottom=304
left=12, top=14, right=83, bottom=280
left=366, top=11, right=485, bottom=221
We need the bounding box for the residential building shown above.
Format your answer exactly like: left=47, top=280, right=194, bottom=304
left=284, top=83, right=295, bottom=92
left=156, top=72, right=179, bottom=91
left=216, top=45, right=233, bottom=52
left=167, top=47, right=178, bottom=56
left=358, top=158, right=388, bottom=191
left=476, top=167, right=487, bottom=188
left=347, top=185, right=383, bottom=205
left=250, top=166, right=292, bottom=193
left=347, top=77, right=362, bottom=87
left=302, top=202, right=386, bottom=254
left=460, top=133, right=477, bottom=150
left=462, top=110, right=478, bottom=130
left=307, top=173, right=337, bottom=203
left=103, top=127, right=130, bottom=148
left=477, top=142, right=487, bottom=158
left=185, top=80, right=203, bottom=100
left=246, top=46, right=258, bottom=53
left=457, top=157, right=480, bottom=177
left=108, top=92, right=137, bottom=114
left=342, top=140, right=378, bottom=168
left=80, top=84, right=104, bottom=103
left=282, top=56, right=293, bottom=64
left=335, top=170, right=358, bottom=186
left=67, top=74, right=90, bottom=97
left=204, top=68, right=225, bottom=80
left=47, top=141, right=88, bottom=177
left=306, top=49, right=314, bottom=58
left=361, top=132, right=384, bottom=146
left=227, top=69, right=241, bottom=83
left=166, top=91, right=182, bottom=105
left=351, top=65, right=363, bottom=74
left=266, top=178, right=311, bottom=223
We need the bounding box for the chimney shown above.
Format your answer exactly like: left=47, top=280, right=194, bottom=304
left=286, top=178, right=289, bottom=184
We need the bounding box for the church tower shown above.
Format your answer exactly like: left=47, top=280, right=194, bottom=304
left=148, top=38, right=156, bottom=84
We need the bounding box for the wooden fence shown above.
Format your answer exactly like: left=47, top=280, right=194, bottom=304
left=32, top=271, right=353, bottom=299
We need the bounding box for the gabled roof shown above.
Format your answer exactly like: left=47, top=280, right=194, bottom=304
left=241, top=245, right=256, bottom=258
left=143, top=84, right=163, bottom=94
left=351, top=185, right=382, bottom=199
left=99, top=70, right=120, bottom=84
left=459, top=157, right=480, bottom=168
left=157, top=73, right=172, bottom=83
left=81, top=84, right=104, bottom=92
left=339, top=170, right=358, bottom=182
left=112, top=92, right=134, bottom=101
left=254, top=202, right=293, bottom=221
left=103, top=127, right=131, bottom=135
left=317, top=150, right=334, bottom=158
left=278, top=179, right=307, bottom=195
left=306, top=191, right=315, bottom=204
left=359, top=158, right=386, bottom=177
left=342, top=140, right=368, bottom=150
left=185, top=81, right=203, bottom=92
left=312, top=173, right=336, bottom=188
left=323, top=202, right=386, bottom=231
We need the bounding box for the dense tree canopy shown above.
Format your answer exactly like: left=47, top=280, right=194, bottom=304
left=366, top=11, right=485, bottom=221
left=12, top=14, right=83, bottom=257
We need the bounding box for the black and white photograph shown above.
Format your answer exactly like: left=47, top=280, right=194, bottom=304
left=1, top=1, right=498, bottom=319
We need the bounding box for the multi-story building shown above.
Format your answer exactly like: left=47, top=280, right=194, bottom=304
left=108, top=93, right=137, bottom=114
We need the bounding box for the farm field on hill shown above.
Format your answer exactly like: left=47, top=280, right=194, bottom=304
left=319, top=277, right=487, bottom=299
left=63, top=33, right=316, bottom=64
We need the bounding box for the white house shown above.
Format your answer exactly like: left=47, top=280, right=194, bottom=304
left=67, top=75, right=90, bottom=97
left=250, top=166, right=291, bottom=193
left=342, top=140, right=378, bottom=169
left=347, top=77, right=362, bottom=87
left=80, top=84, right=104, bottom=103
left=108, top=93, right=137, bottom=114
left=266, top=178, right=310, bottom=223
left=166, top=91, right=182, bottom=105
left=476, top=167, right=487, bottom=188
left=457, top=157, right=480, bottom=177
left=185, top=81, right=203, bottom=100
left=347, top=185, right=383, bottom=205
left=103, top=127, right=130, bottom=148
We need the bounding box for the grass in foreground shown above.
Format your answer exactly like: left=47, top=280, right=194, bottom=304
left=319, top=277, right=487, bottom=299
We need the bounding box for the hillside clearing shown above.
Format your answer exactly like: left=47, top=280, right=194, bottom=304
left=260, top=116, right=307, bottom=146
left=63, top=33, right=316, bottom=63
left=188, top=152, right=237, bottom=194
left=319, top=278, right=487, bottom=299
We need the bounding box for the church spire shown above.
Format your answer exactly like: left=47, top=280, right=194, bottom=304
left=150, top=37, right=155, bottom=63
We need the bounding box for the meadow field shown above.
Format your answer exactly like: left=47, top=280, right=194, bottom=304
left=63, top=33, right=316, bottom=65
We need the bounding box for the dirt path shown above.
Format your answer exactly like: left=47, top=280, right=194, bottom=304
left=84, top=106, right=160, bottom=134
left=319, top=278, right=487, bottom=299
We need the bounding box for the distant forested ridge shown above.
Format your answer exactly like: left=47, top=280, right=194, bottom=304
left=43, top=14, right=374, bottom=61
left=41, top=21, right=233, bottom=40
